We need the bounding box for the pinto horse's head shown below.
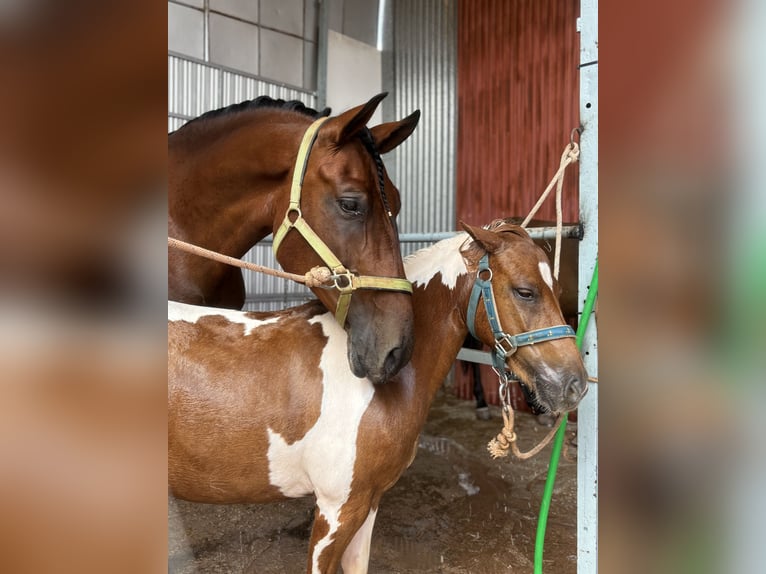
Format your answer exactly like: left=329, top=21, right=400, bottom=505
left=462, top=220, right=588, bottom=414
left=273, top=93, right=419, bottom=384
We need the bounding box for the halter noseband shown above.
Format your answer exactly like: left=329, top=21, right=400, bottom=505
left=466, top=252, right=576, bottom=376
left=271, top=117, right=413, bottom=326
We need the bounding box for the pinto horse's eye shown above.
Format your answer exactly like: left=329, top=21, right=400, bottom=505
left=338, top=198, right=364, bottom=217
left=514, top=287, right=535, bottom=300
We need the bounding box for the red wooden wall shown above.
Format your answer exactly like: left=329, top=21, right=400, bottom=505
left=455, top=0, right=581, bottom=410
left=456, top=0, right=580, bottom=226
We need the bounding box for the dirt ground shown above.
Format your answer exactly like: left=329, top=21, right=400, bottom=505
left=168, top=386, right=579, bottom=573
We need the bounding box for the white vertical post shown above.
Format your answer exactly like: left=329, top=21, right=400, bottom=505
left=577, top=0, right=598, bottom=572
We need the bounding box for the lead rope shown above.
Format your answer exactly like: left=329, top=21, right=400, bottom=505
left=487, top=133, right=580, bottom=460
left=521, top=138, right=580, bottom=277
left=487, top=374, right=566, bottom=460
left=168, top=237, right=334, bottom=288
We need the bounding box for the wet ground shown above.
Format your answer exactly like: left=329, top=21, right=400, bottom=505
left=168, top=386, right=578, bottom=573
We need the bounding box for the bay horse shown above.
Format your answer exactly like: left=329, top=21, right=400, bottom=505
left=168, top=220, right=588, bottom=573
left=168, top=93, right=420, bottom=383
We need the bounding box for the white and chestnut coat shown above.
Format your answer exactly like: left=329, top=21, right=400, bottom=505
left=168, top=221, right=587, bottom=574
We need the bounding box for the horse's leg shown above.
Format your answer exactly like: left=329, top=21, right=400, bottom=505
left=462, top=335, right=490, bottom=419
left=340, top=508, right=377, bottom=574
left=306, top=496, right=375, bottom=574
left=474, top=373, right=490, bottom=420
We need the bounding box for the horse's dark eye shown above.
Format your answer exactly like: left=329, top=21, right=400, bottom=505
left=338, top=199, right=363, bottom=216
left=514, top=288, right=535, bottom=300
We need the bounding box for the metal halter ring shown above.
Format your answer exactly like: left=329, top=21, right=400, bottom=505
left=331, top=271, right=355, bottom=293
left=285, top=206, right=302, bottom=224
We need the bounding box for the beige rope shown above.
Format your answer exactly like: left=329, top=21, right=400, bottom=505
left=487, top=406, right=565, bottom=460
left=168, top=237, right=334, bottom=288
left=520, top=142, right=579, bottom=278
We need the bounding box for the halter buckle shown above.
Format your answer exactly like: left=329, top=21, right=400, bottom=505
left=494, top=333, right=517, bottom=359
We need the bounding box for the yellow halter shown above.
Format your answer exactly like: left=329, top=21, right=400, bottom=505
left=272, top=117, right=412, bottom=326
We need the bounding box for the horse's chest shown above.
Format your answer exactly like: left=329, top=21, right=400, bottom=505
left=266, top=340, right=376, bottom=500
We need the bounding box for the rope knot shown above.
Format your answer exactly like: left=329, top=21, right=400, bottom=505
left=304, top=266, right=333, bottom=288
left=487, top=426, right=517, bottom=459
left=487, top=408, right=517, bottom=459
left=565, top=142, right=580, bottom=163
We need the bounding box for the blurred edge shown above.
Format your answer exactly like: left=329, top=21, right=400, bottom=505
left=601, top=0, right=765, bottom=573
left=0, top=1, right=167, bottom=573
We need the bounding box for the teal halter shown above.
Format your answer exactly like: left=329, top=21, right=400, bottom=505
left=466, top=253, right=576, bottom=374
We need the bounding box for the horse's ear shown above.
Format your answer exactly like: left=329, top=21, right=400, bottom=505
left=461, top=221, right=504, bottom=253
left=369, top=110, right=421, bottom=154
left=328, top=92, right=388, bottom=144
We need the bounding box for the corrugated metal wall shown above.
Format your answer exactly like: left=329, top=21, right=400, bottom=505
left=389, top=0, right=457, bottom=240
left=456, top=0, right=580, bottom=225
left=168, top=53, right=318, bottom=311
left=168, top=53, right=317, bottom=125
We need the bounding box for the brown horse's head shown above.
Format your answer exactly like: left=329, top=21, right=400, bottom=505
left=462, top=220, right=588, bottom=414
left=274, top=94, right=419, bottom=384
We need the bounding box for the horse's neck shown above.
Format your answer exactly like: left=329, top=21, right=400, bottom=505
left=405, top=234, right=476, bottom=401
left=169, top=117, right=301, bottom=256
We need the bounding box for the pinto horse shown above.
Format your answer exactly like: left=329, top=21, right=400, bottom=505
left=168, top=220, right=588, bottom=573
left=168, top=93, right=420, bottom=383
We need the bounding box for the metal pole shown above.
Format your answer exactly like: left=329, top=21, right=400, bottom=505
left=203, top=0, right=210, bottom=62
left=576, top=0, right=599, bottom=571
left=316, top=0, right=329, bottom=110
left=257, top=225, right=583, bottom=245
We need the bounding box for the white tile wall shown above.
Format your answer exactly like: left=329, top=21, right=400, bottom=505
left=210, top=0, right=259, bottom=24
left=260, top=0, right=303, bottom=36
left=209, top=13, right=260, bottom=75
left=170, top=0, right=204, bottom=9
left=168, top=3, right=204, bottom=59
left=260, top=28, right=303, bottom=87
left=168, top=1, right=318, bottom=89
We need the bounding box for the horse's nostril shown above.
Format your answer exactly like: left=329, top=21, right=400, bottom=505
left=565, top=376, right=585, bottom=402
left=383, top=346, right=404, bottom=378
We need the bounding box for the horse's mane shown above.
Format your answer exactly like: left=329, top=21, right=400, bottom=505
left=484, top=218, right=531, bottom=240
left=172, top=96, right=331, bottom=135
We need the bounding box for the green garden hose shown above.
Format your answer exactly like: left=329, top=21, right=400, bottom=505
left=534, top=259, right=598, bottom=574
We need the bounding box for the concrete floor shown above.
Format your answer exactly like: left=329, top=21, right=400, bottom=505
left=168, top=387, right=578, bottom=573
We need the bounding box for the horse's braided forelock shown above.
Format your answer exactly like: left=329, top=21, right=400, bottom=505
left=359, top=128, right=392, bottom=219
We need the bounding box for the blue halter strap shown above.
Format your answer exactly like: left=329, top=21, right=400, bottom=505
left=466, top=253, right=576, bottom=374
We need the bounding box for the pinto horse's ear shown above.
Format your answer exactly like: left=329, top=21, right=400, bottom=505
left=461, top=221, right=505, bottom=254
left=328, top=92, right=388, bottom=145
left=369, top=110, right=421, bottom=154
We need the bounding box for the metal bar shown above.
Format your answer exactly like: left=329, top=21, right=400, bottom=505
left=316, top=0, right=329, bottom=110
left=396, top=225, right=583, bottom=243
left=456, top=347, right=493, bottom=366
left=255, top=225, right=583, bottom=246
left=203, top=0, right=210, bottom=62
left=244, top=293, right=311, bottom=304
left=168, top=112, right=195, bottom=121
left=577, top=0, right=599, bottom=571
